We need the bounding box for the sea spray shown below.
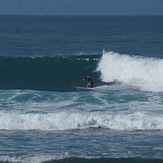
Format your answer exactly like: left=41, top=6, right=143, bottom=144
left=97, top=51, right=163, bottom=92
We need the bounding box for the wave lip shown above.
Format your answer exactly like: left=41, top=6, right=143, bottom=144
left=97, top=51, right=163, bottom=92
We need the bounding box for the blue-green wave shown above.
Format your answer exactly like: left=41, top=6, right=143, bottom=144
left=0, top=55, right=101, bottom=91
left=44, top=157, right=163, bottom=163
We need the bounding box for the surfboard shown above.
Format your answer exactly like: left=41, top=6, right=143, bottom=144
left=74, top=86, right=94, bottom=91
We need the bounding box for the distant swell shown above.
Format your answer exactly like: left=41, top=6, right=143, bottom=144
left=44, top=157, right=163, bottom=163
left=0, top=55, right=100, bottom=91
left=0, top=156, right=162, bottom=163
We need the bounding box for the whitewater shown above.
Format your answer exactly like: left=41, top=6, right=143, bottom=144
left=97, top=51, right=163, bottom=92
left=0, top=15, right=163, bottom=163
left=0, top=88, right=163, bottom=163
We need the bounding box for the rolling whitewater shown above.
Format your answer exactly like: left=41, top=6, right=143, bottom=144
left=0, top=15, right=163, bottom=163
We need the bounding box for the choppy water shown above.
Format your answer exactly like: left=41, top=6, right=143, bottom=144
left=0, top=15, right=163, bottom=163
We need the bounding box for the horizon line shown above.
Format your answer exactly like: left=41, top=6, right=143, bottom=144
left=0, top=14, right=163, bottom=17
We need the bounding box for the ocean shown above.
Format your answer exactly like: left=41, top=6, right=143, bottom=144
left=0, top=15, right=163, bottom=163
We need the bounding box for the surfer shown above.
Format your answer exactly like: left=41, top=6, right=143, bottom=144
left=83, top=76, right=94, bottom=88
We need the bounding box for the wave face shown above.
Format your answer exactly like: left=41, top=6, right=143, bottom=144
left=97, top=51, right=163, bottom=92
left=0, top=55, right=100, bottom=91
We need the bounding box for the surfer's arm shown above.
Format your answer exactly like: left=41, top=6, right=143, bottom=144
left=83, top=77, right=89, bottom=80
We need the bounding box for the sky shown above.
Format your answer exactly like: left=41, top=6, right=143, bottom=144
left=0, top=0, right=163, bottom=16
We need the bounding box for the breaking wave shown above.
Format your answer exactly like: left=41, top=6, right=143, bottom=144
left=0, top=110, right=162, bottom=131
left=97, top=51, right=163, bottom=92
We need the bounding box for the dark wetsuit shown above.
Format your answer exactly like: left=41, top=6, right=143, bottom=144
left=84, top=77, right=94, bottom=88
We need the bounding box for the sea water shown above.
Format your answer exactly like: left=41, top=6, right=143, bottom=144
left=0, top=16, right=163, bottom=163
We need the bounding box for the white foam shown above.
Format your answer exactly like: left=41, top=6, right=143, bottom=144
left=0, top=111, right=162, bottom=131
left=0, top=154, right=70, bottom=163
left=95, top=84, right=138, bottom=91
left=97, top=51, right=163, bottom=92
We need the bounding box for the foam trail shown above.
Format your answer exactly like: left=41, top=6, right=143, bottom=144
left=97, top=51, right=163, bottom=92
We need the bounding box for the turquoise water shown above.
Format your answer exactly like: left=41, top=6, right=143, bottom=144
left=0, top=16, right=163, bottom=163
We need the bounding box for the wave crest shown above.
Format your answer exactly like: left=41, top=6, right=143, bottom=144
left=97, top=51, right=163, bottom=92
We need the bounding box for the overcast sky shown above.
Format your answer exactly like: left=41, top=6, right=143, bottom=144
left=0, top=0, right=163, bottom=16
